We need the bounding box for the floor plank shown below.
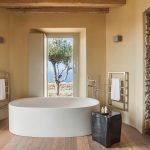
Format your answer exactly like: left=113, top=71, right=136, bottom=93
left=0, top=119, right=150, bottom=150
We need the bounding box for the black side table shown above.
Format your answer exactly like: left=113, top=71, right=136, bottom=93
left=91, top=111, right=122, bottom=148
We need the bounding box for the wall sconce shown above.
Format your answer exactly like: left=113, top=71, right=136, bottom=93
left=113, top=35, right=122, bottom=43
left=0, top=37, right=5, bottom=44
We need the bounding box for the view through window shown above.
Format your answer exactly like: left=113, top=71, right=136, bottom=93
left=47, top=37, right=73, bottom=96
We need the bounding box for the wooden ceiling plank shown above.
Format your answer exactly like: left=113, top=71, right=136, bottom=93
left=8, top=7, right=109, bottom=13
left=0, top=0, right=126, bottom=8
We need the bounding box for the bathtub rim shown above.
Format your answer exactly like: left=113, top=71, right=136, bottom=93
left=9, top=97, right=100, bottom=109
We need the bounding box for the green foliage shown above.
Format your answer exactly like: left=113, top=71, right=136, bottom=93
left=48, top=38, right=72, bottom=65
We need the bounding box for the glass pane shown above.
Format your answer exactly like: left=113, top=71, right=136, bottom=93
left=47, top=37, right=73, bottom=96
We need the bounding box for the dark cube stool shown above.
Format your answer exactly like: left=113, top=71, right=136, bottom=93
left=91, top=111, right=122, bottom=148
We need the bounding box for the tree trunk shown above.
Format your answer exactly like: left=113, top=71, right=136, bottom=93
left=56, top=81, right=60, bottom=96
left=52, top=62, right=60, bottom=96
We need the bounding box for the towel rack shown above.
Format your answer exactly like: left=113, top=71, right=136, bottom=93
left=0, top=72, right=10, bottom=109
left=88, top=79, right=99, bottom=99
left=107, top=72, right=129, bottom=111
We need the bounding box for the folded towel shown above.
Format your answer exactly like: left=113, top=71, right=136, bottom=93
left=111, top=78, right=120, bottom=101
left=0, top=79, right=6, bottom=100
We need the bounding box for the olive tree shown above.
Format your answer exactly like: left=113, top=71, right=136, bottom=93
left=48, top=38, right=72, bottom=95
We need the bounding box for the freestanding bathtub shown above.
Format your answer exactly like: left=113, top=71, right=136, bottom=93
left=9, top=97, right=99, bottom=137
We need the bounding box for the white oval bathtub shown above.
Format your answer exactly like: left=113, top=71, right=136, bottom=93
left=9, top=97, right=99, bottom=137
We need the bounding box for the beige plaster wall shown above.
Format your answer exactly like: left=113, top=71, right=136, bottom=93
left=0, top=9, right=9, bottom=72
left=106, top=0, right=150, bottom=133
left=0, top=0, right=149, bottom=133
left=8, top=12, right=106, bottom=102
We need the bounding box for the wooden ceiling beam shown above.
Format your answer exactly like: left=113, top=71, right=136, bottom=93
left=8, top=7, right=109, bottom=13
left=0, top=0, right=126, bottom=8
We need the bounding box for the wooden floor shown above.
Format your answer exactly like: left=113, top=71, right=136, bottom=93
left=0, top=119, right=150, bottom=150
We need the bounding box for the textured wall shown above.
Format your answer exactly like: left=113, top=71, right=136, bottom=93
left=145, top=13, right=150, bottom=134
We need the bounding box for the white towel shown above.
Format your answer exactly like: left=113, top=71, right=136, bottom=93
left=111, top=78, right=120, bottom=101
left=0, top=79, right=6, bottom=100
